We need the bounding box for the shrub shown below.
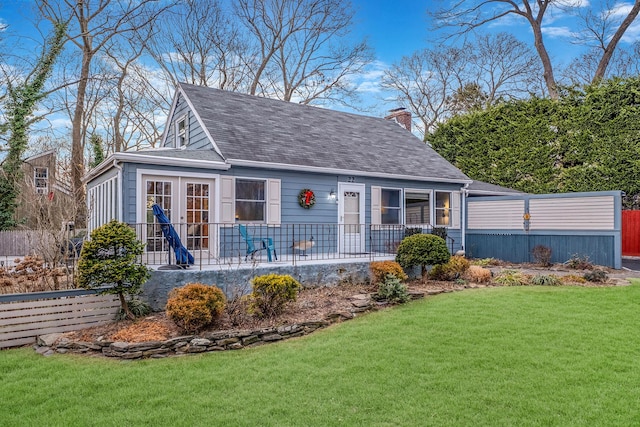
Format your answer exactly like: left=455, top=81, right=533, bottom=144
left=530, top=274, right=562, bottom=286
left=532, top=245, right=553, bottom=266
left=583, top=269, right=608, bottom=283
left=472, top=258, right=502, bottom=267
left=77, top=220, right=149, bottom=320
left=374, top=274, right=410, bottom=304
left=561, top=274, right=587, bottom=284
left=166, top=283, right=226, bottom=333
left=464, top=265, right=492, bottom=283
left=429, top=255, right=470, bottom=281
left=249, top=274, right=302, bottom=318
left=493, top=269, right=528, bottom=286
left=116, top=298, right=152, bottom=320
left=566, top=254, right=593, bottom=270
left=431, top=227, right=448, bottom=240
left=396, top=233, right=450, bottom=278
left=370, top=261, right=408, bottom=284
left=404, top=227, right=422, bottom=238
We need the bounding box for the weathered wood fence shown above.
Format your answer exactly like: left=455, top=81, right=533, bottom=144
left=0, top=288, right=119, bottom=349
left=0, top=230, right=54, bottom=257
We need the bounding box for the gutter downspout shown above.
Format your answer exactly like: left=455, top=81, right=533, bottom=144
left=112, top=159, right=123, bottom=222
left=461, top=183, right=469, bottom=254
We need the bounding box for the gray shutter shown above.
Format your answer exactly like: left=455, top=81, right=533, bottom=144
left=451, top=192, right=461, bottom=229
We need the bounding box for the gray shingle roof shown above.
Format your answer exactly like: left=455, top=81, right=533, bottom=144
left=179, top=83, right=470, bottom=183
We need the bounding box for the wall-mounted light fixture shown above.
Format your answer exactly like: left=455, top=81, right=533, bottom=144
left=329, top=189, right=337, bottom=203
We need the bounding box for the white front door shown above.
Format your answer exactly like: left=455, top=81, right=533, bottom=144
left=338, top=183, right=365, bottom=254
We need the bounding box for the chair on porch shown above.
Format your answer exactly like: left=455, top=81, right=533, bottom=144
left=238, top=224, right=277, bottom=262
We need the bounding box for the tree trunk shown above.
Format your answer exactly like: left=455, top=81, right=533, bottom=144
left=531, top=23, right=558, bottom=99
left=593, top=0, right=640, bottom=82
left=118, top=291, right=134, bottom=320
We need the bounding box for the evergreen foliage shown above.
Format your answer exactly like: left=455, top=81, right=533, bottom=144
left=0, top=23, right=66, bottom=230
left=77, top=220, right=149, bottom=320
left=428, top=77, right=640, bottom=208
left=166, top=283, right=226, bottom=333
left=395, top=233, right=451, bottom=278
left=88, top=134, right=105, bottom=168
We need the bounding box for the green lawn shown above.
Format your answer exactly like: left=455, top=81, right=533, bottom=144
left=2, top=283, right=640, bottom=426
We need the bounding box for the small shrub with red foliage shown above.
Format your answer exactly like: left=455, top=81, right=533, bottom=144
left=369, top=260, right=408, bottom=284
left=166, top=283, right=226, bottom=333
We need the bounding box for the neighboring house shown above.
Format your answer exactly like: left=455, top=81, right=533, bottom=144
left=15, top=150, right=73, bottom=229
left=84, top=83, right=472, bottom=263
left=467, top=180, right=525, bottom=197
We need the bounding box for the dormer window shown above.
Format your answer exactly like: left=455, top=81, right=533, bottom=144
left=34, top=167, right=49, bottom=194
left=176, top=115, right=188, bottom=147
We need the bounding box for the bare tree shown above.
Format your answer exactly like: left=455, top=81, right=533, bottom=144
left=145, top=0, right=248, bottom=92
left=382, top=33, right=540, bottom=139
left=235, top=0, right=373, bottom=104
left=38, top=0, right=173, bottom=226
left=430, top=0, right=640, bottom=98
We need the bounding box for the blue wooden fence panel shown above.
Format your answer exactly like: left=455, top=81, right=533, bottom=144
left=466, top=233, right=616, bottom=267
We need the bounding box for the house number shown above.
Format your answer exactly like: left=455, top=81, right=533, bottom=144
left=347, top=176, right=356, bottom=182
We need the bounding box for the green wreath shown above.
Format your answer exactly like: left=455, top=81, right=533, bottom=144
left=298, top=188, right=316, bottom=209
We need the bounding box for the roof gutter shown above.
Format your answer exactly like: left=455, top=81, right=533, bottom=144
left=83, top=152, right=230, bottom=183
left=227, top=159, right=473, bottom=185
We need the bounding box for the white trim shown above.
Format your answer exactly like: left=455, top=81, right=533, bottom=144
left=338, top=182, right=366, bottom=254
left=174, top=113, right=188, bottom=148
left=159, top=90, right=180, bottom=147
left=83, top=152, right=230, bottom=183
left=176, top=84, right=225, bottom=159
left=135, top=168, right=221, bottom=224
left=434, top=190, right=454, bottom=228
left=227, top=158, right=472, bottom=185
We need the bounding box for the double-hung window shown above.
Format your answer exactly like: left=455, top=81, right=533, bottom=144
left=176, top=115, right=188, bottom=147
left=235, top=179, right=266, bottom=222
left=405, top=191, right=430, bottom=225
left=34, top=167, right=49, bottom=194
left=435, top=192, right=451, bottom=226
left=381, top=188, right=402, bottom=224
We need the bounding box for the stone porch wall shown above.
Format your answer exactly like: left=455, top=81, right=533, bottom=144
left=142, top=261, right=374, bottom=311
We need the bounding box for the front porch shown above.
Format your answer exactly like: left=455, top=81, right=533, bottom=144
left=130, top=222, right=456, bottom=270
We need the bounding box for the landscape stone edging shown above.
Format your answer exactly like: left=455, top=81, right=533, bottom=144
left=35, top=290, right=435, bottom=359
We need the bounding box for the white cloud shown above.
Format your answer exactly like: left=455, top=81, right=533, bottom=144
left=542, top=26, right=578, bottom=38
left=353, top=60, right=389, bottom=93
left=610, top=2, right=635, bottom=17
left=0, top=18, right=6, bottom=31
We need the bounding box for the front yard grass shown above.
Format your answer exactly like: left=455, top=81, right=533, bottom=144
left=2, top=282, right=640, bottom=426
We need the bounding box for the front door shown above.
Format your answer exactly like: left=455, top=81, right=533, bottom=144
left=338, top=183, right=365, bottom=254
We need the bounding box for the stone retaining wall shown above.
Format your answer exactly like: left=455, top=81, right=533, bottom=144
left=142, top=260, right=374, bottom=311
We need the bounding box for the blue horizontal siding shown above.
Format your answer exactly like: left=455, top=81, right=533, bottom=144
left=466, top=233, right=618, bottom=268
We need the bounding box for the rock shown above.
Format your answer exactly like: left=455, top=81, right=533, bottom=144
left=408, top=291, right=425, bottom=300
left=190, top=338, right=212, bottom=347
left=35, top=346, right=51, bottom=355
left=350, top=294, right=370, bottom=300
left=186, top=345, right=207, bottom=353
left=277, top=325, right=302, bottom=335
left=142, top=348, right=170, bottom=357
left=110, top=342, right=130, bottom=352
left=128, top=342, right=163, bottom=352
left=261, top=333, right=283, bottom=342
left=216, top=337, right=240, bottom=346
left=426, top=290, right=444, bottom=295
left=120, top=351, right=143, bottom=359
left=38, top=333, right=63, bottom=347
left=326, top=311, right=354, bottom=322
left=241, top=335, right=260, bottom=346
left=228, top=342, right=243, bottom=350
left=164, top=336, right=194, bottom=346
left=454, top=250, right=466, bottom=257
left=351, top=299, right=371, bottom=308
left=56, top=348, right=68, bottom=354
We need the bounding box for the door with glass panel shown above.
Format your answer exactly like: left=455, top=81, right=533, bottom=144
left=338, top=183, right=365, bottom=254
left=181, top=179, right=214, bottom=257
left=143, top=175, right=214, bottom=261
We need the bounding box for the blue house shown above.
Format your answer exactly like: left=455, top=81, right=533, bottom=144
left=84, top=83, right=472, bottom=266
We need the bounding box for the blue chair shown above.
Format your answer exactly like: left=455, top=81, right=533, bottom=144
left=238, top=224, right=277, bottom=262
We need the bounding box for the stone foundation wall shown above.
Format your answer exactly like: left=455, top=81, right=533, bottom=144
left=142, top=260, right=373, bottom=311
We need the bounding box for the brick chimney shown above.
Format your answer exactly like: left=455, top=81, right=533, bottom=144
left=385, top=108, right=411, bottom=132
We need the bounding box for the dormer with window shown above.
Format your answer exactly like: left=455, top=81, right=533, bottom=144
left=175, top=114, right=188, bottom=147
left=34, top=167, right=49, bottom=194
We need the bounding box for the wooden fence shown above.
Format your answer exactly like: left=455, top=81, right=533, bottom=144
left=0, top=288, right=120, bottom=349
left=622, top=210, right=640, bottom=257
left=0, top=230, right=53, bottom=257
